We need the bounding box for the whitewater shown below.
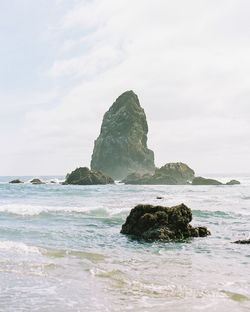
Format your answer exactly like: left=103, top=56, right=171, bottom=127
left=0, top=175, right=249, bottom=312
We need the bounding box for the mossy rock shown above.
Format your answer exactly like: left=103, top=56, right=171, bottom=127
left=30, top=178, right=45, bottom=185
left=9, top=179, right=23, bottom=184
left=63, top=167, right=114, bottom=185
left=226, top=180, right=240, bottom=185
left=121, top=203, right=211, bottom=241
left=233, top=239, right=250, bottom=244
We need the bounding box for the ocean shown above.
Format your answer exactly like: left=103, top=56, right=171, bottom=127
left=0, top=175, right=249, bottom=312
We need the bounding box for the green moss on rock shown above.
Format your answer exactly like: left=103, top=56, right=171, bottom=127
left=9, top=179, right=23, bottom=184
left=121, top=203, right=211, bottom=241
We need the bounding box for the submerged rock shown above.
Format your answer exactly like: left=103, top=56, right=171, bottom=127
left=9, top=179, right=23, bottom=184
left=91, top=90, right=155, bottom=180
left=122, top=162, right=195, bottom=185
left=192, top=177, right=222, bottom=185
left=121, top=203, right=211, bottom=241
left=63, top=167, right=114, bottom=185
left=233, top=239, right=250, bottom=244
left=226, top=179, right=240, bottom=185
left=30, top=178, right=45, bottom=185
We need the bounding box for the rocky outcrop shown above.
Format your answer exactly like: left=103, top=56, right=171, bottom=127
left=122, top=171, right=178, bottom=185
left=30, top=178, right=45, bottom=185
left=233, top=239, right=250, bottom=244
left=226, top=179, right=240, bottom=185
left=192, top=177, right=222, bottom=185
left=63, top=167, right=114, bottom=185
left=155, top=163, right=195, bottom=183
left=9, top=179, right=23, bottom=184
left=121, top=203, right=211, bottom=241
left=122, top=162, right=195, bottom=185
left=91, top=90, right=155, bottom=180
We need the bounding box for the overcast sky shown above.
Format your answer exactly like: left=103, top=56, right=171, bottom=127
left=1, top=0, right=250, bottom=176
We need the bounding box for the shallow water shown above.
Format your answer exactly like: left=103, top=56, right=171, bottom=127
left=0, top=175, right=249, bottom=311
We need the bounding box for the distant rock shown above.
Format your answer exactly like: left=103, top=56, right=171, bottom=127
left=233, top=239, right=250, bottom=244
left=63, top=167, right=114, bottom=185
left=121, top=203, right=211, bottom=241
left=122, top=172, right=155, bottom=184
left=30, top=178, right=45, bottom=185
left=122, top=162, right=195, bottom=185
left=91, top=90, right=155, bottom=180
left=154, top=163, right=195, bottom=184
left=226, top=179, right=240, bottom=185
left=192, top=177, right=223, bottom=185
left=9, top=179, right=23, bottom=184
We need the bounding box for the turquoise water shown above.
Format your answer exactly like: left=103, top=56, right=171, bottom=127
left=0, top=176, right=250, bottom=311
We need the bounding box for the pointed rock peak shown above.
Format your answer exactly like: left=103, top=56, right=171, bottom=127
left=116, top=90, right=138, bottom=102
left=109, top=90, right=141, bottom=114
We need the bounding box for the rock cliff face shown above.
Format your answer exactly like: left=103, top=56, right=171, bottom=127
left=91, top=91, right=155, bottom=180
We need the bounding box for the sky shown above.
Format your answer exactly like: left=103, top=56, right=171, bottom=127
left=1, top=0, right=250, bottom=176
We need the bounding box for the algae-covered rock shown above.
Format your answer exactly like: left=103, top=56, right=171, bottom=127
left=226, top=179, right=240, bottom=185
left=9, top=179, right=23, bottom=184
left=233, top=239, right=250, bottom=244
left=122, top=162, right=195, bottom=185
left=91, top=90, right=155, bottom=180
left=192, top=177, right=222, bottom=185
left=30, top=178, right=45, bottom=185
left=63, top=167, right=114, bottom=185
left=121, top=203, right=211, bottom=241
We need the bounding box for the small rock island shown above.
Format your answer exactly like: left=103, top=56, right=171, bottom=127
left=122, top=162, right=195, bottom=185
left=233, top=238, right=250, bottom=244
left=63, top=167, right=114, bottom=185
left=30, top=178, right=45, bottom=185
left=9, top=179, right=23, bottom=184
left=121, top=203, right=211, bottom=241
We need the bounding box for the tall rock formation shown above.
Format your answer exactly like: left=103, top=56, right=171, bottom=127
left=91, top=90, right=155, bottom=179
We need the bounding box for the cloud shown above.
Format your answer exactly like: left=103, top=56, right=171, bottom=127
left=2, top=0, right=250, bottom=174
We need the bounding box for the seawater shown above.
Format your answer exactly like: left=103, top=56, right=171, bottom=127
left=0, top=175, right=249, bottom=312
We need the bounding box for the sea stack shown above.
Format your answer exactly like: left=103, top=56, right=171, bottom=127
left=91, top=91, right=155, bottom=179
